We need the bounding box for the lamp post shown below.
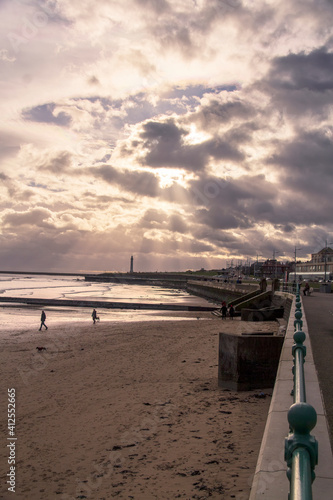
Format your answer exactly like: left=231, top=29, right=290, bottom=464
left=254, top=254, right=262, bottom=278
left=324, top=240, right=333, bottom=282
left=273, top=250, right=284, bottom=279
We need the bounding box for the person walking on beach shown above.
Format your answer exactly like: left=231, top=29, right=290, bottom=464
left=39, top=310, right=48, bottom=331
left=229, top=304, right=235, bottom=320
left=92, top=309, right=99, bottom=324
left=221, top=302, right=227, bottom=320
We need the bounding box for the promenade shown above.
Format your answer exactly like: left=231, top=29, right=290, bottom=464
left=302, top=290, right=333, bottom=447
left=250, top=289, right=333, bottom=498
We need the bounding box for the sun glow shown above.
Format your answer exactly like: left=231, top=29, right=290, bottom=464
left=157, top=169, right=190, bottom=188
left=184, top=124, right=211, bottom=145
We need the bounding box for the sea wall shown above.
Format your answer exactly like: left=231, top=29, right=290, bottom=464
left=186, top=281, right=258, bottom=303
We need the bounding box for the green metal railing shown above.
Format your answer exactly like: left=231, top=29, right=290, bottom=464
left=284, top=285, right=318, bottom=499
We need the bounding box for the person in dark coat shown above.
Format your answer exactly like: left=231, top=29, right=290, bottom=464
left=39, top=310, right=48, bottom=331
left=92, top=309, right=99, bottom=324
left=221, top=302, right=227, bottom=320
left=229, top=304, right=235, bottom=320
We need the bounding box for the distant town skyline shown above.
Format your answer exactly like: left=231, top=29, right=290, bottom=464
left=1, top=1, right=333, bottom=273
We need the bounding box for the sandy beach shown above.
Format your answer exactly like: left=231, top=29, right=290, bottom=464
left=0, top=313, right=278, bottom=500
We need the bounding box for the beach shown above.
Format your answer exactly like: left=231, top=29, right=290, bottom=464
left=0, top=313, right=278, bottom=500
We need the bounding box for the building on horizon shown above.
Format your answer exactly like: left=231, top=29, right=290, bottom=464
left=261, top=259, right=290, bottom=279
left=130, top=255, right=134, bottom=273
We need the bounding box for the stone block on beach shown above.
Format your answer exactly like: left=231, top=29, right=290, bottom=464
left=218, top=331, right=284, bottom=391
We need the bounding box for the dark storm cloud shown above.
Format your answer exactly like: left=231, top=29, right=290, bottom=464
left=269, top=128, right=333, bottom=224
left=196, top=205, right=249, bottom=230
left=270, top=129, right=333, bottom=173
left=192, top=226, right=236, bottom=248
left=138, top=120, right=206, bottom=170
left=268, top=47, right=333, bottom=92
left=189, top=174, right=277, bottom=209
left=89, top=163, right=191, bottom=202
left=269, top=129, right=333, bottom=200
left=168, top=213, right=188, bottom=233
left=264, top=46, right=333, bottom=116
left=22, top=103, right=72, bottom=126
left=140, top=119, right=185, bottom=143
left=208, top=135, right=246, bottom=161
left=125, top=118, right=244, bottom=171
left=188, top=173, right=280, bottom=230
left=92, top=165, right=160, bottom=197
left=192, top=97, right=256, bottom=130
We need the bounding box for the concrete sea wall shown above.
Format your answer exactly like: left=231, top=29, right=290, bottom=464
left=186, top=280, right=259, bottom=303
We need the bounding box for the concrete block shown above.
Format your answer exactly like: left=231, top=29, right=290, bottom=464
left=218, top=332, right=284, bottom=391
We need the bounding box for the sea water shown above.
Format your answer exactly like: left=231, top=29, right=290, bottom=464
left=0, top=274, right=213, bottom=332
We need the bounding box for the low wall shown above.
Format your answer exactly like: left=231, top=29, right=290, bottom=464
left=236, top=292, right=293, bottom=322
left=241, top=307, right=284, bottom=321
left=232, top=291, right=271, bottom=310
left=274, top=291, right=293, bottom=322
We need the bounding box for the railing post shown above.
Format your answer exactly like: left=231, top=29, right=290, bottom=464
left=285, top=402, right=318, bottom=499
left=285, top=286, right=318, bottom=499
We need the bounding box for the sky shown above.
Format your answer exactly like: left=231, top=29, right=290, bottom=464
left=1, top=0, right=333, bottom=273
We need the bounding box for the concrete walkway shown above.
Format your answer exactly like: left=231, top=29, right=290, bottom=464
left=250, top=291, right=333, bottom=499
left=302, top=290, right=333, bottom=448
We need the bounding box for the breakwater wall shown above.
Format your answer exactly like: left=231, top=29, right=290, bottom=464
left=0, top=296, right=216, bottom=312
left=86, top=276, right=188, bottom=288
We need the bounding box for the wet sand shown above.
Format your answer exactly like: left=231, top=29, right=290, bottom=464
left=0, top=314, right=278, bottom=499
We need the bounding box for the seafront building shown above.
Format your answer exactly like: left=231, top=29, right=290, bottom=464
left=260, top=259, right=290, bottom=279
left=296, top=247, right=333, bottom=280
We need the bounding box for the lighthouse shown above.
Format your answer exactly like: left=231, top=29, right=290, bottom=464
left=130, top=255, right=134, bottom=273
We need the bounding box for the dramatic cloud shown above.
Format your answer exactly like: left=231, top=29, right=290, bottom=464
left=269, top=47, right=333, bottom=92
left=1, top=0, right=333, bottom=272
